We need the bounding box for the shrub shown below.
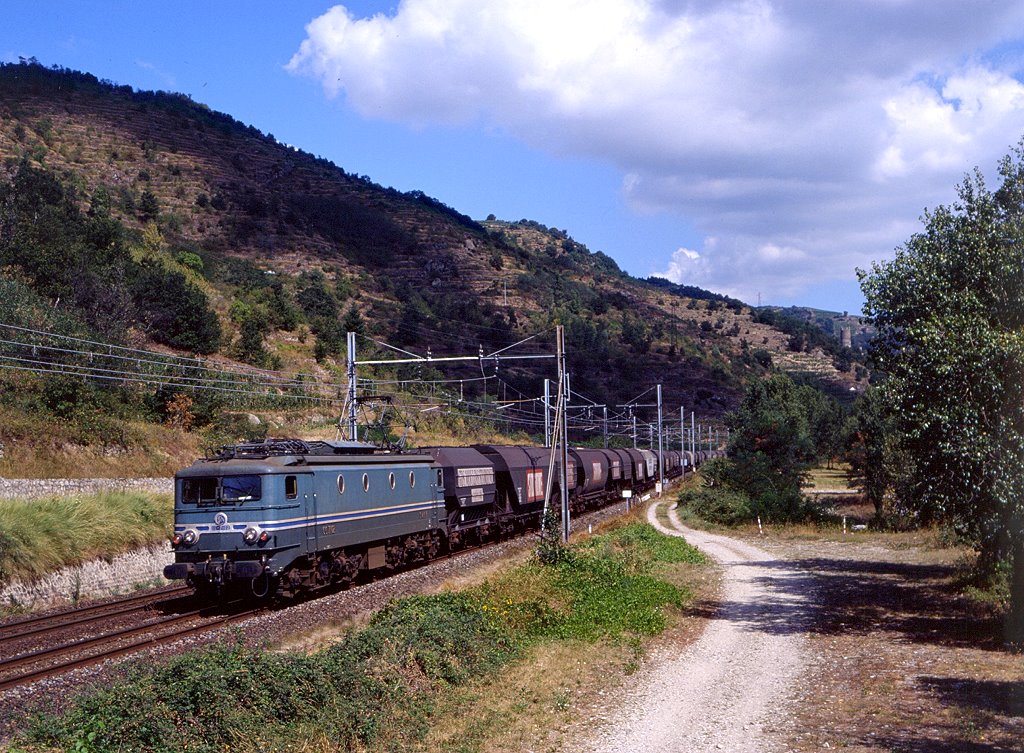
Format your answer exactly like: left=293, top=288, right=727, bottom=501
left=131, top=263, right=221, bottom=353
left=677, top=486, right=756, bottom=525
left=28, top=593, right=519, bottom=753
left=296, top=282, right=338, bottom=320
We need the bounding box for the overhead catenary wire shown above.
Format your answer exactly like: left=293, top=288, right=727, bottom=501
left=0, top=322, right=322, bottom=382
left=0, top=323, right=338, bottom=404
left=0, top=362, right=337, bottom=402
left=0, top=338, right=327, bottom=393
left=1, top=320, right=719, bottom=441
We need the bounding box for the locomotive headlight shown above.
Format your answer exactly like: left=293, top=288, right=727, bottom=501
left=171, top=533, right=182, bottom=546
left=182, top=529, right=199, bottom=546
left=243, top=526, right=261, bottom=545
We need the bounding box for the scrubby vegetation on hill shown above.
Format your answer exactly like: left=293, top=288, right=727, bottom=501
left=0, top=60, right=865, bottom=473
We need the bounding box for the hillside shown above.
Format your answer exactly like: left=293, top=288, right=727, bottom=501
left=0, top=62, right=865, bottom=474
left=759, top=306, right=875, bottom=351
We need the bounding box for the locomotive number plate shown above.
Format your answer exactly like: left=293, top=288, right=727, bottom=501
left=322, top=524, right=337, bottom=535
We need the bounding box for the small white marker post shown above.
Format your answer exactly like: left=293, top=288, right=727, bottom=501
left=843, top=516, right=847, bottom=535
left=757, top=516, right=763, bottom=536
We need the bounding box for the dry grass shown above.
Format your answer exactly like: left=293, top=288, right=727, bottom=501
left=421, top=639, right=637, bottom=753
left=0, top=414, right=202, bottom=479
left=760, top=534, right=1024, bottom=752
left=0, top=490, right=173, bottom=582
left=274, top=609, right=379, bottom=655
left=803, top=463, right=854, bottom=491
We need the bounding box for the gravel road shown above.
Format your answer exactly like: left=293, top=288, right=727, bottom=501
left=576, top=502, right=814, bottom=753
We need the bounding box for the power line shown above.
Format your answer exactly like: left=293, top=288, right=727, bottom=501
left=0, top=322, right=320, bottom=382
left=0, top=362, right=336, bottom=403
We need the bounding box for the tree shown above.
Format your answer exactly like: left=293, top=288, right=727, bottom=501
left=137, top=189, right=160, bottom=222
left=860, top=142, right=1024, bottom=643
left=296, top=280, right=338, bottom=320
left=702, top=373, right=821, bottom=522
left=132, top=263, right=221, bottom=354
left=0, top=162, right=133, bottom=336
left=725, top=373, right=817, bottom=491
left=235, top=308, right=271, bottom=366
left=791, top=384, right=848, bottom=468
left=342, top=303, right=366, bottom=338
left=844, top=387, right=899, bottom=519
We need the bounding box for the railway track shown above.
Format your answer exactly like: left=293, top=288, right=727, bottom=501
left=0, top=587, right=263, bottom=693
left=0, top=484, right=673, bottom=696
left=0, top=585, right=191, bottom=647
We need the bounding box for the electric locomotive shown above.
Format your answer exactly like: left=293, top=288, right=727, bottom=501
left=164, top=439, right=444, bottom=597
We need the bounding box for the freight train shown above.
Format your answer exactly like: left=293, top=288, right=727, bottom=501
left=163, top=439, right=716, bottom=598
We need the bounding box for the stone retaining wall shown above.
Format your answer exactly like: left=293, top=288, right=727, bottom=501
left=0, top=477, right=176, bottom=609
left=0, top=542, right=174, bottom=610
left=0, top=477, right=173, bottom=500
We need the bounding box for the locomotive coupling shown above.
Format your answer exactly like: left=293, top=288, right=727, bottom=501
left=163, top=559, right=265, bottom=581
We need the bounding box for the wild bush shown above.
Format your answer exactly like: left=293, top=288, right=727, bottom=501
left=676, top=485, right=756, bottom=526
left=131, top=262, right=221, bottom=353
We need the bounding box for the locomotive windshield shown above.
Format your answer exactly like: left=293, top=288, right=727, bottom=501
left=181, top=475, right=262, bottom=505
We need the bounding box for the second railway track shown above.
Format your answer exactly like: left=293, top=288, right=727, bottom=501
left=0, top=585, right=191, bottom=648
left=0, top=586, right=262, bottom=693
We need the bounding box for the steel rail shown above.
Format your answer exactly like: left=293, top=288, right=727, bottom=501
left=0, top=604, right=262, bottom=692
left=0, top=586, right=192, bottom=648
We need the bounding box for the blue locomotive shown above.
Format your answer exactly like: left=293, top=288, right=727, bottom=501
left=163, top=438, right=703, bottom=597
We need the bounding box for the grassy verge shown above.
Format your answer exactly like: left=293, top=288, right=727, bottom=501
left=14, top=517, right=706, bottom=753
left=0, top=491, right=172, bottom=585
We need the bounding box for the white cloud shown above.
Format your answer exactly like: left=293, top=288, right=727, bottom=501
left=289, top=1, right=1024, bottom=305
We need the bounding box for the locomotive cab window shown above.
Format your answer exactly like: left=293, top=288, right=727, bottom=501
left=285, top=475, right=298, bottom=499
left=222, top=475, right=262, bottom=503
left=182, top=477, right=218, bottom=505
left=182, top=476, right=261, bottom=505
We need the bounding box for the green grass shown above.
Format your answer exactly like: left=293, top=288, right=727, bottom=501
left=18, top=521, right=705, bottom=753
left=0, top=491, right=172, bottom=584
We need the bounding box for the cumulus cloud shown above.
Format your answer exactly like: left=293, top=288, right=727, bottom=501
left=289, top=0, right=1024, bottom=304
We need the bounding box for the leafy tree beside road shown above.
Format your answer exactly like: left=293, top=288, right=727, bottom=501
left=684, top=373, right=846, bottom=525
left=860, top=142, right=1024, bottom=643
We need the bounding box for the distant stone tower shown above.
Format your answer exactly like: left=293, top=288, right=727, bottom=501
left=840, top=326, right=852, bottom=348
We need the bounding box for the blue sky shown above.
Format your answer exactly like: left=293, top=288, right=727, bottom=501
left=4, top=1, right=1024, bottom=315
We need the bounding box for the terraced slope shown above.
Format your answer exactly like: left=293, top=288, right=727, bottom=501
left=0, top=62, right=863, bottom=419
